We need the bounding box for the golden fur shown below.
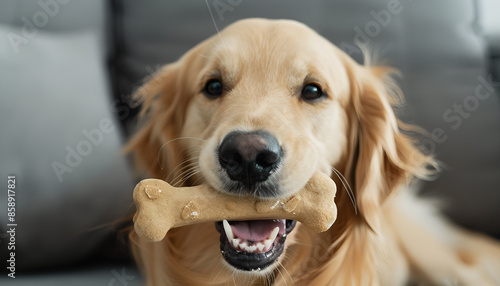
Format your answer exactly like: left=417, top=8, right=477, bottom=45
left=127, top=19, right=500, bottom=285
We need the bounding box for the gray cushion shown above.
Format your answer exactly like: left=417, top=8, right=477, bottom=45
left=479, top=0, right=500, bottom=51
left=114, top=0, right=500, bottom=238
left=479, top=0, right=500, bottom=82
left=0, top=1, right=134, bottom=269
left=0, top=265, right=143, bottom=286
left=400, top=1, right=500, bottom=237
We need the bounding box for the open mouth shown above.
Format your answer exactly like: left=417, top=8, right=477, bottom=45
left=215, top=219, right=297, bottom=271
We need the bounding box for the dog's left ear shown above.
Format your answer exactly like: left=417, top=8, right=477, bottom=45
left=125, top=62, right=188, bottom=179
left=345, top=64, right=436, bottom=232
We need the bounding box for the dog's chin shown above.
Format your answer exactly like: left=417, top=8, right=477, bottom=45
left=215, top=219, right=297, bottom=272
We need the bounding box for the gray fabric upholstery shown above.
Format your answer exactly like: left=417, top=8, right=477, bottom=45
left=0, top=265, right=143, bottom=286
left=396, top=1, right=500, bottom=236
left=0, top=0, right=134, bottom=271
left=479, top=0, right=500, bottom=83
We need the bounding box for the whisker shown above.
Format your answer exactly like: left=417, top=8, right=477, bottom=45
left=169, top=165, right=193, bottom=186
left=203, top=0, right=235, bottom=68
left=209, top=261, right=227, bottom=285
left=267, top=272, right=273, bottom=286
left=204, top=0, right=220, bottom=35
left=276, top=262, right=292, bottom=285
left=157, top=137, right=206, bottom=170
left=165, top=157, right=194, bottom=182
left=190, top=173, right=206, bottom=186
left=281, top=263, right=293, bottom=285
left=171, top=167, right=200, bottom=188
left=177, top=170, right=201, bottom=187
left=168, top=163, right=199, bottom=187
left=175, top=165, right=201, bottom=185
left=331, top=167, right=358, bottom=215
left=166, top=156, right=200, bottom=183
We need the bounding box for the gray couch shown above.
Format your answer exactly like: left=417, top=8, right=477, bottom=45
left=1, top=0, right=499, bottom=284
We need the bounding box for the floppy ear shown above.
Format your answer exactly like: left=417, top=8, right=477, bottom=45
left=126, top=62, right=189, bottom=179
left=345, top=64, right=437, bottom=232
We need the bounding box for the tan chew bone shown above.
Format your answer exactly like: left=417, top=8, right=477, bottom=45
left=133, top=171, right=337, bottom=241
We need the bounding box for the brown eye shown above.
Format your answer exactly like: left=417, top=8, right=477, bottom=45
left=301, top=83, right=324, bottom=101
left=204, top=79, right=223, bottom=98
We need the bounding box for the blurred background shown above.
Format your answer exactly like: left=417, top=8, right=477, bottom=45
left=0, top=0, right=499, bottom=284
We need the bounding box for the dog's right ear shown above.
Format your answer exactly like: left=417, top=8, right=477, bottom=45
left=125, top=62, right=188, bottom=179
left=342, top=61, right=438, bottom=233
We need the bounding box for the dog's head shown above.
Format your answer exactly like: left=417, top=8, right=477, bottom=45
left=129, top=18, right=434, bottom=276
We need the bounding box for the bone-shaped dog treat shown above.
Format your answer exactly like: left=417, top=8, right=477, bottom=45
left=133, top=171, right=337, bottom=241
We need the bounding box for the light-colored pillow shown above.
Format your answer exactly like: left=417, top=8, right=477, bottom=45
left=0, top=25, right=134, bottom=269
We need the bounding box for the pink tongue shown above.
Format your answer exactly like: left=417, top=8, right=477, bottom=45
left=230, top=219, right=286, bottom=241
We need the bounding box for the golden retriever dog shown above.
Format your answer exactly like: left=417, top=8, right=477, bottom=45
left=127, top=18, right=500, bottom=285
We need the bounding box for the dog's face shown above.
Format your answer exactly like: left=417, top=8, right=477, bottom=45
left=130, top=18, right=433, bottom=277
left=181, top=19, right=350, bottom=271
left=185, top=20, right=350, bottom=197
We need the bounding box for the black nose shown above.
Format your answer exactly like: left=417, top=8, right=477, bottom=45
left=218, top=130, right=282, bottom=187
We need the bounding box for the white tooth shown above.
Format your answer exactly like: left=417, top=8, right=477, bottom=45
left=223, top=220, right=234, bottom=241
left=239, top=240, right=248, bottom=249
left=257, top=243, right=265, bottom=252
left=243, top=244, right=257, bottom=253
left=269, top=227, right=279, bottom=241
left=264, top=238, right=273, bottom=251
left=248, top=245, right=257, bottom=253
left=263, top=227, right=280, bottom=251
left=232, top=238, right=240, bottom=248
